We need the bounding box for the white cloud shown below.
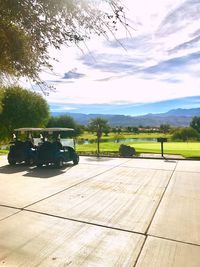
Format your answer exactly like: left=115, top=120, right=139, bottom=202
left=51, top=106, right=78, bottom=112
left=46, top=72, right=200, bottom=105
left=38, top=0, right=200, bottom=110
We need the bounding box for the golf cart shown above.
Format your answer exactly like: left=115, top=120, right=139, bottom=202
left=7, top=128, right=43, bottom=165
left=36, top=128, right=79, bottom=168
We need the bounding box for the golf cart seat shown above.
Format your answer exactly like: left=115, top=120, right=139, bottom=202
left=37, top=141, right=53, bottom=159
left=52, top=140, right=63, bottom=151
left=8, top=140, right=35, bottom=165
left=24, top=140, right=34, bottom=149
left=9, top=140, right=25, bottom=157
left=11, top=140, right=32, bottom=155
left=66, top=146, right=75, bottom=157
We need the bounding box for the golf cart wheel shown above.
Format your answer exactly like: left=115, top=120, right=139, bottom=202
left=25, top=158, right=34, bottom=166
left=55, top=158, right=64, bottom=168
left=37, top=163, right=43, bottom=168
left=8, top=159, right=16, bottom=166
left=73, top=154, right=79, bottom=165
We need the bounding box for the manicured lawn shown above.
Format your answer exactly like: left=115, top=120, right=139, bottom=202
left=130, top=142, right=200, bottom=158
left=77, top=132, right=200, bottom=158
left=78, top=132, right=171, bottom=141
left=77, top=141, right=200, bottom=158
left=0, top=150, right=8, bottom=155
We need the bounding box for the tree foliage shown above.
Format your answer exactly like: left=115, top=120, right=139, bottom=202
left=0, top=0, right=127, bottom=82
left=0, top=86, right=50, bottom=140
left=113, top=133, right=125, bottom=143
left=88, top=117, right=110, bottom=155
left=47, top=115, right=83, bottom=137
left=88, top=117, right=110, bottom=139
left=190, top=116, right=200, bottom=133
left=160, top=124, right=170, bottom=134
left=172, top=127, right=200, bottom=141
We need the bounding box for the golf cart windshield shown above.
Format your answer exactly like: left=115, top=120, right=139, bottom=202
left=60, top=138, right=74, bottom=148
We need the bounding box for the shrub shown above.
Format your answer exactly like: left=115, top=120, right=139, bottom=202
left=172, top=127, right=200, bottom=141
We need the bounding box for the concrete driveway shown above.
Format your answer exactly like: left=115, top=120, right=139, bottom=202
left=0, top=156, right=200, bottom=266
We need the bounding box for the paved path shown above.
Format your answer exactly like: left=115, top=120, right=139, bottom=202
left=0, top=156, right=200, bottom=266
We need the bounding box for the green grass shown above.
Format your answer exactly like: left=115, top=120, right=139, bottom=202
left=77, top=131, right=200, bottom=158
left=0, top=150, right=8, bottom=155
left=130, top=142, right=200, bottom=158
left=77, top=141, right=200, bottom=158
left=78, top=132, right=171, bottom=141
left=77, top=142, right=120, bottom=152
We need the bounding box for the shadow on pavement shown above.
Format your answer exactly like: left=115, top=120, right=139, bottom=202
left=164, top=159, right=177, bottom=163
left=0, top=163, right=75, bottom=178
left=24, top=163, right=74, bottom=179
left=0, top=164, right=29, bottom=174
left=84, top=157, right=114, bottom=162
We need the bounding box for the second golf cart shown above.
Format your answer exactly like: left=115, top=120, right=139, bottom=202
left=36, top=128, right=79, bottom=168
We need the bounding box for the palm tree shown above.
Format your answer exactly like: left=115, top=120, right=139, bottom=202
left=88, top=117, right=109, bottom=156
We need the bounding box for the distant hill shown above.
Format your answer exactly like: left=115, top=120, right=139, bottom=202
left=162, top=108, right=200, bottom=117
left=52, top=108, right=200, bottom=127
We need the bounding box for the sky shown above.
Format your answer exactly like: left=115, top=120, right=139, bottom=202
left=33, top=0, right=200, bottom=115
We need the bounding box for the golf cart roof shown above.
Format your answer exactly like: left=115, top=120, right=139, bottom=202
left=14, top=127, right=75, bottom=133
left=43, top=128, right=74, bottom=132
left=14, top=128, right=44, bottom=132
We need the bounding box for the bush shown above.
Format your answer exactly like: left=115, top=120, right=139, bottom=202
left=119, top=144, right=136, bottom=157
left=172, top=127, right=200, bottom=141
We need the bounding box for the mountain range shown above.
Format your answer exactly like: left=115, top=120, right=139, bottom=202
left=52, top=108, right=200, bottom=127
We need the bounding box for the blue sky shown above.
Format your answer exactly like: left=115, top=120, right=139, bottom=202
left=32, top=0, right=200, bottom=115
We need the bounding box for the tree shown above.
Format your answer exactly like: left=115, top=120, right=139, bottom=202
left=47, top=115, right=83, bottom=137
left=0, top=0, right=127, bottom=83
left=172, top=127, right=200, bottom=141
left=126, top=126, right=132, bottom=132
left=113, top=133, right=125, bottom=143
left=116, top=127, right=122, bottom=134
left=88, top=117, right=110, bottom=155
left=132, top=126, right=139, bottom=134
left=103, top=126, right=110, bottom=136
left=190, top=116, right=200, bottom=133
left=160, top=124, right=170, bottom=134
left=0, top=86, right=50, bottom=140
